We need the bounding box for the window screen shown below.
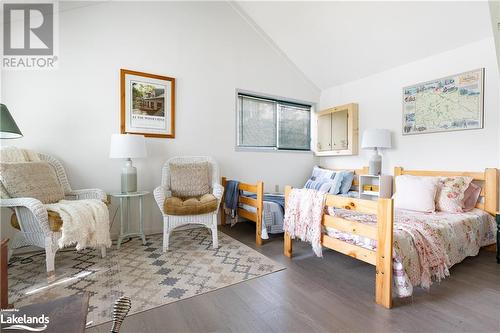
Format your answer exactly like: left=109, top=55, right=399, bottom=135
left=237, top=93, right=311, bottom=151
left=239, top=96, right=276, bottom=147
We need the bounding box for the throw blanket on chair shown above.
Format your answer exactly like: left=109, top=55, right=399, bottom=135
left=224, top=180, right=240, bottom=226
left=283, top=188, right=325, bottom=257
left=45, top=199, right=112, bottom=250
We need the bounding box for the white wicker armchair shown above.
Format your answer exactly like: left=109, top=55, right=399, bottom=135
left=154, top=156, right=224, bottom=252
left=0, top=153, right=107, bottom=277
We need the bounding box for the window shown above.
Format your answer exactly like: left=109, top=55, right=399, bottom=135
left=237, top=93, right=311, bottom=151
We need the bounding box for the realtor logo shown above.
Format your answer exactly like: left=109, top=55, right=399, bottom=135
left=2, top=1, right=58, bottom=69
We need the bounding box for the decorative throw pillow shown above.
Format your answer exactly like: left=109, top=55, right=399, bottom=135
left=462, top=182, right=481, bottom=212
left=393, top=175, right=439, bottom=213
left=328, top=172, right=344, bottom=195
left=0, top=162, right=64, bottom=204
left=339, top=171, right=354, bottom=194
left=170, top=161, right=210, bottom=198
left=435, top=176, right=473, bottom=213
left=311, top=165, right=335, bottom=179
left=304, top=177, right=333, bottom=192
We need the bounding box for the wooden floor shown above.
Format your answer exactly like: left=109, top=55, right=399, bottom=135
left=88, top=222, right=500, bottom=333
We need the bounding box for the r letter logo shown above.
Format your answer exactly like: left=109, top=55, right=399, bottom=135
left=2, top=2, right=58, bottom=70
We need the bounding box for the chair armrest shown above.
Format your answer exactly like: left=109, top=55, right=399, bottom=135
left=66, top=189, right=107, bottom=201
left=212, top=183, right=224, bottom=203
left=154, top=186, right=172, bottom=215
left=0, top=197, right=50, bottom=235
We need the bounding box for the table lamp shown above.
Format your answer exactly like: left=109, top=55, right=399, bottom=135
left=0, top=104, right=23, bottom=139
left=109, top=134, right=146, bottom=193
left=361, top=129, right=391, bottom=176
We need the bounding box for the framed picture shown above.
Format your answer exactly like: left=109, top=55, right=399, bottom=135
left=402, top=68, right=484, bottom=135
left=120, top=69, right=175, bottom=138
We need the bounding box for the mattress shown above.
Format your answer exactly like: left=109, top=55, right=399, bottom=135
left=324, top=207, right=496, bottom=297
left=239, top=195, right=285, bottom=236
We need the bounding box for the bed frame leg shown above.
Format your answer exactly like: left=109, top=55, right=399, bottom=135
left=255, top=181, right=264, bottom=246
left=375, top=198, right=393, bottom=309
left=283, top=185, right=292, bottom=257
left=284, top=232, right=292, bottom=257
left=220, top=177, right=227, bottom=226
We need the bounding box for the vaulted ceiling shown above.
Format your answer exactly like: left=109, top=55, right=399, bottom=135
left=235, top=1, right=494, bottom=89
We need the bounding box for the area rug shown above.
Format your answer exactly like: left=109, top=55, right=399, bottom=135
left=8, top=228, right=285, bottom=327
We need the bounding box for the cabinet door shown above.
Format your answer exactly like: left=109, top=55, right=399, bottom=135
left=317, top=114, right=332, bottom=151
left=331, top=110, right=348, bottom=150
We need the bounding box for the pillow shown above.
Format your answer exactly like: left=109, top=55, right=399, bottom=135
left=339, top=171, right=354, bottom=194
left=0, top=162, right=64, bottom=204
left=435, top=176, right=473, bottom=213
left=462, top=182, right=481, bottom=212
left=304, top=177, right=333, bottom=192
left=170, top=161, right=210, bottom=198
left=393, top=175, right=439, bottom=213
left=328, top=172, right=344, bottom=195
left=311, top=165, right=335, bottom=179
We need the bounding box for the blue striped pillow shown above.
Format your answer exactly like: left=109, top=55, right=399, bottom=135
left=304, top=176, right=333, bottom=192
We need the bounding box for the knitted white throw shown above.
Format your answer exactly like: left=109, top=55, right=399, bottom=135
left=45, top=199, right=112, bottom=250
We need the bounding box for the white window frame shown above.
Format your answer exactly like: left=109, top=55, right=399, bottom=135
left=235, top=90, right=313, bottom=152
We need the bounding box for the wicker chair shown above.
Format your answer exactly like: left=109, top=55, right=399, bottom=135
left=153, top=156, right=223, bottom=252
left=0, top=152, right=107, bottom=277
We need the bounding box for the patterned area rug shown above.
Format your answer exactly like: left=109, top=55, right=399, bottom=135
left=8, top=228, right=285, bottom=327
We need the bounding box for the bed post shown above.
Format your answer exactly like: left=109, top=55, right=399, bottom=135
left=221, top=177, right=227, bottom=226
left=375, top=198, right=393, bottom=309
left=284, top=185, right=293, bottom=257
left=256, top=181, right=264, bottom=246
left=484, top=168, right=498, bottom=216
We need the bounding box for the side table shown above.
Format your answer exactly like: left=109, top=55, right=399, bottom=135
left=109, top=191, right=148, bottom=249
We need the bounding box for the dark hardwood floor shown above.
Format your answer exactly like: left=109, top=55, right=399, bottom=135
left=88, top=222, right=500, bottom=333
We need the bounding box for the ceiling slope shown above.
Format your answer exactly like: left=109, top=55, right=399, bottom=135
left=236, top=1, right=493, bottom=89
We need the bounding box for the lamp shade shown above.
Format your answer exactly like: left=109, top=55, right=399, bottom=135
left=109, top=134, right=147, bottom=159
left=0, top=104, right=23, bottom=139
left=361, top=129, right=392, bottom=149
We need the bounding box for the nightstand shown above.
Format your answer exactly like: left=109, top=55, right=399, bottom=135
left=496, top=213, right=500, bottom=264
left=358, top=174, right=393, bottom=199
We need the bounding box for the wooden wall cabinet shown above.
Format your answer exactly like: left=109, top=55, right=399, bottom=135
left=315, top=103, right=359, bottom=156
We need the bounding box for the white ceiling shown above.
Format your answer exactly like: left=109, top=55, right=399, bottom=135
left=236, top=1, right=494, bottom=89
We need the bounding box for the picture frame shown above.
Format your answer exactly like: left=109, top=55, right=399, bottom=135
left=120, top=69, right=175, bottom=138
left=402, top=68, right=484, bottom=135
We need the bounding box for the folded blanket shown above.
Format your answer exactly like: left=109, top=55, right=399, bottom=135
left=224, top=180, right=240, bottom=226
left=283, top=188, right=324, bottom=257
left=45, top=199, right=112, bottom=250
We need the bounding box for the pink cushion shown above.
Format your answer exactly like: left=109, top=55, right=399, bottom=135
left=462, top=182, right=481, bottom=211
left=394, top=175, right=439, bottom=213
left=435, top=176, right=473, bottom=213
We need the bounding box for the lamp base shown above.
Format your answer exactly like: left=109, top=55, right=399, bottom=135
left=368, top=149, right=382, bottom=176
left=121, top=159, right=137, bottom=193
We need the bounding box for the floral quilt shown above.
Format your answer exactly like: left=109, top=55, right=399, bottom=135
left=325, top=207, right=496, bottom=297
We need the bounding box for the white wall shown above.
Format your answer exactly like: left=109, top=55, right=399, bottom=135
left=319, top=38, right=499, bottom=174
left=0, top=1, right=320, bottom=239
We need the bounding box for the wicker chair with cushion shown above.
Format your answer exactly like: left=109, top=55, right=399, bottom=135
left=0, top=152, right=108, bottom=277
left=154, top=156, right=224, bottom=252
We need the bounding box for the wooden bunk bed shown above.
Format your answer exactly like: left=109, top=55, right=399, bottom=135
left=221, top=167, right=369, bottom=246
left=283, top=167, right=498, bottom=309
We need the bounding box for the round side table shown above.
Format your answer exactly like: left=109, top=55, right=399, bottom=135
left=109, top=191, right=148, bottom=249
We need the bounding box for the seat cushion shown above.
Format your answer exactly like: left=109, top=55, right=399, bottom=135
left=0, top=161, right=64, bottom=204
left=164, top=194, right=218, bottom=216
left=169, top=161, right=210, bottom=198
left=11, top=210, right=63, bottom=232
